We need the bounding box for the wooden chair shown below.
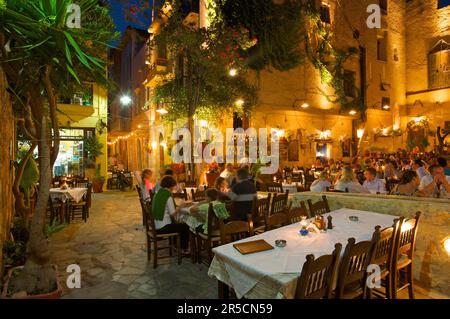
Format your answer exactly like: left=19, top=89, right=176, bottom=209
left=391, top=212, right=421, bottom=299
left=307, top=195, right=330, bottom=216
left=219, top=216, right=254, bottom=245
left=369, top=224, right=397, bottom=299
left=69, top=183, right=92, bottom=223
left=335, top=237, right=377, bottom=299
left=263, top=182, right=283, bottom=193
left=191, top=189, right=206, bottom=202
left=270, top=191, right=289, bottom=216
left=294, top=243, right=342, bottom=299
left=173, top=189, right=188, bottom=201
left=288, top=201, right=310, bottom=223
left=195, top=203, right=222, bottom=265
left=144, top=201, right=181, bottom=269
left=265, top=212, right=290, bottom=231
left=251, top=194, right=272, bottom=235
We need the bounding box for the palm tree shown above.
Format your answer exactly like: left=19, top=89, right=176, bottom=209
left=0, top=0, right=117, bottom=295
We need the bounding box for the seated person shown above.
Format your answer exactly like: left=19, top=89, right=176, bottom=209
left=189, top=189, right=230, bottom=235
left=334, top=167, right=370, bottom=193
left=411, top=159, right=428, bottom=179
left=140, top=169, right=154, bottom=202
left=437, top=157, right=450, bottom=176
left=363, top=167, right=386, bottom=194
left=310, top=171, right=331, bottom=192
left=220, top=163, right=236, bottom=188
left=390, top=170, right=425, bottom=197
left=152, top=176, right=190, bottom=253
left=214, top=177, right=231, bottom=201
left=154, top=169, right=174, bottom=193
left=419, top=165, right=450, bottom=198
left=227, top=168, right=257, bottom=221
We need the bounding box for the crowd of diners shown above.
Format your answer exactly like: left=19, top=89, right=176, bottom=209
left=139, top=165, right=258, bottom=254
left=137, top=151, right=449, bottom=254
left=305, top=152, right=450, bottom=198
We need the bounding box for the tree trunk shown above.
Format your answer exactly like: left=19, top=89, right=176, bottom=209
left=9, top=115, right=56, bottom=294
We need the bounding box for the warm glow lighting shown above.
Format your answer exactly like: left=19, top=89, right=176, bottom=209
left=382, top=128, right=389, bottom=135
left=349, top=110, right=357, bottom=115
left=200, top=120, right=208, bottom=127
left=319, top=130, right=331, bottom=140
left=145, top=61, right=151, bottom=65
left=120, top=95, right=132, bottom=106
left=229, top=68, right=238, bottom=77
left=401, top=222, right=414, bottom=232
left=151, top=141, right=157, bottom=150
left=357, top=129, right=365, bottom=139
left=156, top=107, right=168, bottom=115
left=301, top=103, right=309, bottom=109
left=443, top=237, right=450, bottom=255
left=138, top=124, right=142, bottom=129
left=160, top=141, right=167, bottom=148
left=414, top=116, right=425, bottom=123
left=235, top=99, right=245, bottom=106
left=393, top=124, right=400, bottom=130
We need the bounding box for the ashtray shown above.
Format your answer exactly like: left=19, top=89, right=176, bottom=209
left=275, top=240, right=287, bottom=248
left=349, top=216, right=359, bottom=222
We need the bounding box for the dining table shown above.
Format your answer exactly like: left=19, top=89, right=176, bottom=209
left=208, top=208, right=398, bottom=299
left=49, top=187, right=88, bottom=223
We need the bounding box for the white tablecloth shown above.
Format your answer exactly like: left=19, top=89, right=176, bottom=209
left=208, top=208, right=398, bottom=299
left=49, top=188, right=87, bottom=203
left=282, top=184, right=299, bottom=194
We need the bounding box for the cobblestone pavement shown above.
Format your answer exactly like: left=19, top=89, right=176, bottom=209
left=49, top=191, right=445, bottom=299
left=49, top=190, right=217, bottom=299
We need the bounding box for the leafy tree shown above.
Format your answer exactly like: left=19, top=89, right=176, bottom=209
left=0, top=0, right=118, bottom=295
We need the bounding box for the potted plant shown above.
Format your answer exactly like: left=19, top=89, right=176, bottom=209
left=92, top=165, right=106, bottom=193
left=83, top=135, right=103, bottom=170
left=82, top=92, right=92, bottom=106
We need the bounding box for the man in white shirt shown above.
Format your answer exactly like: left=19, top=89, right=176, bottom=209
left=419, top=165, right=450, bottom=198
left=363, top=167, right=387, bottom=194
left=411, top=159, right=428, bottom=179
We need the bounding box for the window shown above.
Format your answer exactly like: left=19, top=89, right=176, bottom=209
left=233, top=112, right=243, bottom=130
left=381, top=97, right=391, bottom=111
left=438, top=0, right=450, bottom=9
left=343, top=70, right=356, bottom=98
left=379, top=0, right=387, bottom=13
left=377, top=32, right=388, bottom=62
left=320, top=3, right=331, bottom=24
left=428, top=40, right=450, bottom=89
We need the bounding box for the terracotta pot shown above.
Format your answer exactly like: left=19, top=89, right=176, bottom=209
left=1, top=265, right=62, bottom=299
left=92, top=179, right=104, bottom=193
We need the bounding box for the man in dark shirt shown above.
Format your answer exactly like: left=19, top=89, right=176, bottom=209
left=227, top=168, right=257, bottom=220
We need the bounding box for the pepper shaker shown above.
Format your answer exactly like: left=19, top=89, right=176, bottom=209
left=327, top=215, right=333, bottom=229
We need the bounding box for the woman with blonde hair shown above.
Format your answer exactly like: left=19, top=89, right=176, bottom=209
left=334, top=167, right=370, bottom=193
left=310, top=171, right=331, bottom=192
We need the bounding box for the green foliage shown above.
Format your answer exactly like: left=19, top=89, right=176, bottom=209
left=304, top=4, right=365, bottom=117
left=84, top=135, right=103, bottom=161
left=18, top=157, right=39, bottom=206
left=0, top=0, right=119, bottom=110
left=152, top=3, right=258, bottom=124
left=3, top=240, right=26, bottom=268
left=45, top=220, right=66, bottom=237
left=214, top=0, right=305, bottom=71
left=94, top=165, right=105, bottom=183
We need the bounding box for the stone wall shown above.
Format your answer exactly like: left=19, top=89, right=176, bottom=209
left=291, top=192, right=450, bottom=297
left=0, top=67, right=14, bottom=275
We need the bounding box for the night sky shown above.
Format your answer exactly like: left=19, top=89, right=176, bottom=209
left=109, top=0, right=153, bottom=45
